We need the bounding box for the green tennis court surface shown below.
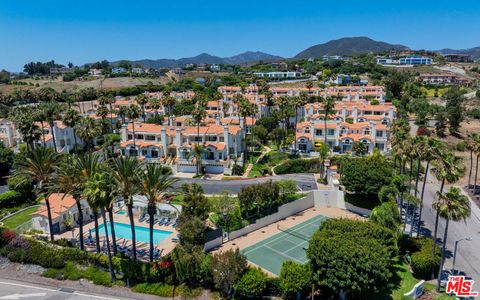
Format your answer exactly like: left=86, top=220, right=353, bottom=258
left=241, top=214, right=327, bottom=276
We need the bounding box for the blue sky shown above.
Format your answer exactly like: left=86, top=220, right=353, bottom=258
left=1, top=0, right=480, bottom=71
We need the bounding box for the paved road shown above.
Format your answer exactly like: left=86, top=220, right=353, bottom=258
left=175, top=173, right=317, bottom=194
left=418, top=173, right=480, bottom=289
left=0, top=279, right=128, bottom=300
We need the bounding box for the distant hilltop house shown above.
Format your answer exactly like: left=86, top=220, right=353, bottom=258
left=111, top=67, right=127, bottom=74
left=443, top=54, right=473, bottom=63
left=253, top=71, right=303, bottom=78
left=333, top=74, right=351, bottom=85
left=88, top=68, right=103, bottom=76
left=377, top=56, right=432, bottom=66
left=172, top=68, right=186, bottom=75
left=131, top=67, right=145, bottom=74
left=419, top=73, right=470, bottom=85
left=210, top=64, right=221, bottom=72
left=322, top=55, right=350, bottom=61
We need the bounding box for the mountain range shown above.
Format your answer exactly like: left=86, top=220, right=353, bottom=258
left=111, top=51, right=284, bottom=69
left=109, top=37, right=479, bottom=68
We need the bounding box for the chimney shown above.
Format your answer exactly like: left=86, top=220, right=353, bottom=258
left=223, top=126, right=230, bottom=157
left=175, top=128, right=182, bottom=156
left=161, top=128, right=167, bottom=157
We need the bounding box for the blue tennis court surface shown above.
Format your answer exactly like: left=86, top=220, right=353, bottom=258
left=241, top=214, right=327, bottom=275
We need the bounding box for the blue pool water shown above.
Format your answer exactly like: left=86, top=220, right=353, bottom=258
left=115, top=210, right=126, bottom=215
left=97, top=222, right=172, bottom=245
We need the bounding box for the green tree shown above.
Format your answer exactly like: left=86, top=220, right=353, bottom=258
left=61, top=108, right=81, bottom=151
left=279, top=261, right=311, bottom=299
left=234, top=267, right=268, bottom=298
left=181, top=183, right=209, bottom=220
left=369, top=201, right=401, bottom=232
left=211, top=249, right=247, bottom=298
left=138, top=164, right=178, bottom=261
left=443, top=86, right=465, bottom=135
left=111, top=156, right=142, bottom=261
left=75, top=117, right=99, bottom=151
left=15, top=148, right=61, bottom=241
left=188, top=144, right=205, bottom=176
left=0, top=143, right=14, bottom=176
left=321, top=96, right=336, bottom=145
left=352, top=141, right=367, bottom=156
left=126, top=104, right=140, bottom=154
left=307, top=219, right=395, bottom=298
left=435, top=187, right=471, bottom=291
left=83, top=171, right=117, bottom=282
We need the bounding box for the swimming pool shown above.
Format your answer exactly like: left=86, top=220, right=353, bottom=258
left=97, top=222, right=172, bottom=245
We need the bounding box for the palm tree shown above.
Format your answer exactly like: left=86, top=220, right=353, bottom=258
left=62, top=108, right=80, bottom=152
left=188, top=144, right=205, bottom=176
left=322, top=96, right=336, bottom=146
left=431, top=152, right=465, bottom=255
left=33, top=108, right=47, bottom=147
left=10, top=108, right=41, bottom=150
left=84, top=171, right=117, bottom=282
left=15, top=148, right=61, bottom=241
left=192, top=96, right=207, bottom=145
left=238, top=100, right=256, bottom=161
left=118, top=106, right=128, bottom=125
left=98, top=94, right=115, bottom=132
left=470, top=133, right=480, bottom=195
left=435, top=187, right=471, bottom=291
left=135, top=94, right=149, bottom=122
left=274, top=96, right=291, bottom=149
left=138, top=164, right=179, bottom=261
left=417, top=138, right=445, bottom=235
left=292, top=93, right=308, bottom=154
left=75, top=117, right=99, bottom=151
left=466, top=133, right=478, bottom=190
left=40, top=101, right=65, bottom=152
left=112, top=156, right=142, bottom=261
left=161, top=95, right=176, bottom=122
left=127, top=104, right=140, bottom=155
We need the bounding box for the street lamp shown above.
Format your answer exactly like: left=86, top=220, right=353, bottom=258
left=452, top=237, right=472, bottom=275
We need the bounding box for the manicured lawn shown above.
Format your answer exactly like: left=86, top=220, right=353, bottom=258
left=2, top=206, right=38, bottom=229
left=390, top=262, right=454, bottom=300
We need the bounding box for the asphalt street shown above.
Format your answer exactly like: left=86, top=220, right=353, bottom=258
left=0, top=279, right=127, bottom=300
left=174, top=173, right=317, bottom=194
left=418, top=174, right=480, bottom=290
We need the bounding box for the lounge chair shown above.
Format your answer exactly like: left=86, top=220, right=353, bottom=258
left=164, top=217, right=172, bottom=226
left=158, top=217, right=166, bottom=225
left=172, top=237, right=179, bottom=243
left=172, top=219, right=178, bottom=228
left=153, top=248, right=163, bottom=260
left=138, top=214, right=146, bottom=222
left=136, top=249, right=146, bottom=256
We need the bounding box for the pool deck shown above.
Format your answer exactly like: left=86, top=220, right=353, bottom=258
left=57, top=210, right=179, bottom=260
left=213, top=206, right=363, bottom=274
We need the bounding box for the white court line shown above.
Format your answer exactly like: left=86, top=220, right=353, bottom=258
left=264, top=244, right=304, bottom=264
left=243, top=215, right=323, bottom=255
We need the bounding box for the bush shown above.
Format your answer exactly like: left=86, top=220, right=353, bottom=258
left=274, top=158, right=322, bottom=174
left=231, top=164, right=244, bottom=176
left=410, top=238, right=441, bottom=280
left=455, top=141, right=467, bottom=152
left=7, top=175, right=34, bottom=199
left=133, top=283, right=177, bottom=297
left=467, top=108, right=480, bottom=119
left=43, top=262, right=113, bottom=286
left=279, top=261, right=311, bottom=299
left=0, top=191, right=23, bottom=209
left=234, top=267, right=268, bottom=298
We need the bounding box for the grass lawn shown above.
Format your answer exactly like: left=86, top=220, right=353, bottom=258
left=388, top=262, right=454, bottom=300
left=2, top=206, right=38, bottom=229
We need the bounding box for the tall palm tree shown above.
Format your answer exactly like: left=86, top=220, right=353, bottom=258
left=293, top=93, right=308, bottom=154
left=470, top=133, right=480, bottom=195
left=111, top=156, right=142, bottom=261
left=434, top=187, right=471, bottom=291
left=15, top=148, right=61, bottom=241
left=188, top=144, right=205, bottom=176
left=162, top=95, right=176, bottom=122
left=84, top=171, right=117, bottom=282
left=274, top=96, right=291, bottom=148
left=40, top=101, right=65, bottom=152
left=75, top=117, right=99, bottom=151
left=322, top=96, right=336, bottom=146
left=135, top=94, right=149, bottom=122
left=238, top=99, right=256, bottom=161
left=33, top=108, right=47, bottom=147
left=62, top=108, right=80, bottom=152
left=10, top=108, right=41, bottom=150
left=118, top=106, right=128, bottom=125
left=431, top=152, right=465, bottom=255
left=417, top=138, right=445, bottom=235
left=126, top=104, right=140, bottom=155
left=138, top=164, right=179, bottom=261
left=465, top=133, right=478, bottom=190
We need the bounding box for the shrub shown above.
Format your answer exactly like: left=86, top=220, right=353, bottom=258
left=274, top=158, right=322, bottom=174
left=0, top=191, right=23, bottom=209
left=455, top=141, right=467, bottom=152
left=279, top=261, right=311, bottom=299
left=7, top=175, right=34, bottom=199
left=410, top=238, right=441, bottom=280
left=133, top=283, right=177, bottom=297
left=43, top=262, right=113, bottom=286
left=234, top=267, right=268, bottom=298
left=231, top=164, right=244, bottom=176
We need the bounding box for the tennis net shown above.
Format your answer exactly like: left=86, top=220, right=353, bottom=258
left=277, top=224, right=310, bottom=241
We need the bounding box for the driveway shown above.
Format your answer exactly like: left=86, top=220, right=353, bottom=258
left=174, top=173, right=317, bottom=194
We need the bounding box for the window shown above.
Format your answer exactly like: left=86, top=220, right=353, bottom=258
left=315, top=129, right=323, bottom=136
left=136, top=134, right=144, bottom=140
left=219, top=152, right=223, bottom=159
left=145, top=135, right=155, bottom=141
left=364, top=128, right=370, bottom=135
left=151, top=149, right=159, bottom=158
left=376, top=130, right=384, bottom=137
left=128, top=134, right=133, bottom=140
left=219, top=137, right=225, bottom=142
left=327, top=129, right=335, bottom=136
left=142, top=150, right=147, bottom=156
left=305, top=127, right=310, bottom=134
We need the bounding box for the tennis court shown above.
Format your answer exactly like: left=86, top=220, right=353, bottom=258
left=241, top=214, right=327, bottom=276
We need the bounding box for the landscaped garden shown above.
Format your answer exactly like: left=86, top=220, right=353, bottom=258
left=1, top=206, right=38, bottom=229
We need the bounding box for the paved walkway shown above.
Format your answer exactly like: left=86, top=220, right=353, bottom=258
left=243, top=146, right=272, bottom=178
